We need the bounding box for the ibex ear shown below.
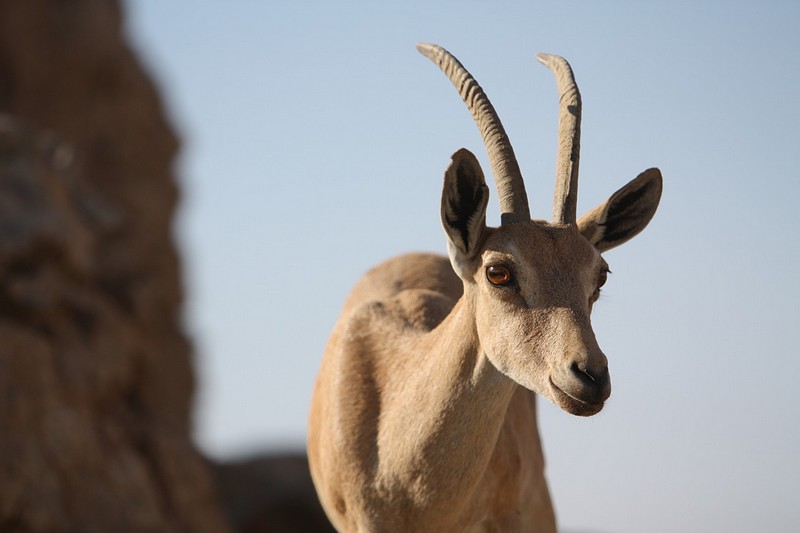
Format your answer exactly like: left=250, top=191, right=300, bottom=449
left=578, top=168, right=662, bottom=253
left=441, top=148, right=489, bottom=278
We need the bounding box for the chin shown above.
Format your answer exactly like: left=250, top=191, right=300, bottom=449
left=549, top=380, right=606, bottom=417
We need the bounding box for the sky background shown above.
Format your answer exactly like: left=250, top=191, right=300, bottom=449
left=124, top=2, right=799, bottom=532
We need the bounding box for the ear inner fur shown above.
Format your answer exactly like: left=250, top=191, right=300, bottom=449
left=578, top=168, right=662, bottom=252
left=442, top=149, right=489, bottom=261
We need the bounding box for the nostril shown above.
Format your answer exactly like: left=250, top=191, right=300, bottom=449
left=570, top=362, right=593, bottom=385
left=570, top=362, right=607, bottom=387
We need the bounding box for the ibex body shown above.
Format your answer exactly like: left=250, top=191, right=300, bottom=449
left=308, top=44, right=662, bottom=532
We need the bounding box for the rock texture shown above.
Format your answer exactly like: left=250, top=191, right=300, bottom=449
left=214, top=454, right=336, bottom=533
left=0, top=1, right=228, bottom=531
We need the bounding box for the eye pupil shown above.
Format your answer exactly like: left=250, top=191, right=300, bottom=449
left=598, top=268, right=609, bottom=288
left=486, top=265, right=512, bottom=285
left=591, top=267, right=610, bottom=303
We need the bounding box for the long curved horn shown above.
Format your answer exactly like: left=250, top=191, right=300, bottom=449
left=417, top=43, right=530, bottom=224
left=536, top=53, right=581, bottom=224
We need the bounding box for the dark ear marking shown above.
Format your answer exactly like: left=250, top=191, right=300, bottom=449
left=443, top=157, right=488, bottom=254
left=441, top=149, right=489, bottom=277
left=601, top=174, right=659, bottom=244
left=578, top=167, right=662, bottom=252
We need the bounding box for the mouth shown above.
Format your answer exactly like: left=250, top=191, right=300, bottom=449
left=549, top=377, right=605, bottom=417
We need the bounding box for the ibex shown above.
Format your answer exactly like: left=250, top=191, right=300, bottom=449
left=308, top=43, right=662, bottom=532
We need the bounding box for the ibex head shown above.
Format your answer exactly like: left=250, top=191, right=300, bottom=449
left=419, top=43, right=662, bottom=416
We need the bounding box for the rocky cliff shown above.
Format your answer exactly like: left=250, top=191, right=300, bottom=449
left=0, top=1, right=228, bottom=530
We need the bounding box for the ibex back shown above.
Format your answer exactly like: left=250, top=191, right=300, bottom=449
left=308, top=43, right=662, bottom=532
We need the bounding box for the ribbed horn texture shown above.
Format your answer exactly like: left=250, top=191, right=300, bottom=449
left=417, top=43, right=530, bottom=224
left=536, top=53, right=581, bottom=224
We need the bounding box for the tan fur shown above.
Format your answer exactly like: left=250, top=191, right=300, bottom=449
left=308, top=47, right=662, bottom=532
left=309, top=251, right=555, bottom=532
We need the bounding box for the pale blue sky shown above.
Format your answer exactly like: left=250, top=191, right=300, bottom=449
left=125, top=2, right=799, bottom=532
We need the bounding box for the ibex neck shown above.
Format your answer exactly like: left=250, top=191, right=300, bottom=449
left=374, top=294, right=519, bottom=526
left=427, top=294, right=516, bottom=394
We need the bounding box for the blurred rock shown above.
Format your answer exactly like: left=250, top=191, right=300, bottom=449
left=0, top=1, right=227, bottom=531
left=0, top=3, right=335, bottom=532
left=214, top=453, right=335, bottom=533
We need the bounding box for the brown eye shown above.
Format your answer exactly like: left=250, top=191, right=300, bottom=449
left=591, top=267, right=610, bottom=303
left=486, top=265, right=512, bottom=286
left=598, top=268, right=608, bottom=288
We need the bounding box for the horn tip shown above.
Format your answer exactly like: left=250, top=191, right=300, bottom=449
left=416, top=42, right=439, bottom=56
left=536, top=53, right=559, bottom=67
